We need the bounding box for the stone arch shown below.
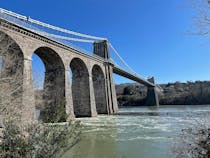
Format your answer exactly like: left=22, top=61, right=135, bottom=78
left=70, top=58, right=91, bottom=117
left=33, top=47, right=66, bottom=122
left=0, top=31, right=24, bottom=118
left=92, top=65, right=108, bottom=114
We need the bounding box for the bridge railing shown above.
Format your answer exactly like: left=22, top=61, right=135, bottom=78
left=0, top=8, right=94, bottom=56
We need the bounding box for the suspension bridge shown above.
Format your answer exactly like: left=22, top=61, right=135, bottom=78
left=0, top=8, right=160, bottom=122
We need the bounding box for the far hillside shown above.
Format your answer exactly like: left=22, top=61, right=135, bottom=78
left=116, top=81, right=210, bottom=106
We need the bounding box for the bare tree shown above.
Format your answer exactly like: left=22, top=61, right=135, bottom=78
left=189, top=0, right=210, bottom=35
left=0, top=42, right=24, bottom=124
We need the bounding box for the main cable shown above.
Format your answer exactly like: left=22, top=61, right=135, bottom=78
left=33, top=29, right=95, bottom=43
left=0, top=8, right=106, bottom=41
left=109, top=42, right=137, bottom=75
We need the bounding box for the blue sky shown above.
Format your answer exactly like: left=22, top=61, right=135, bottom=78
left=1, top=0, right=210, bottom=84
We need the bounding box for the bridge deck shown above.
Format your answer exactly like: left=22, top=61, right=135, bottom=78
left=113, top=66, right=155, bottom=87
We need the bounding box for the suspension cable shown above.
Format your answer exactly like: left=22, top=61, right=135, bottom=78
left=0, top=8, right=106, bottom=41
left=109, top=42, right=137, bottom=74
left=33, top=29, right=95, bottom=43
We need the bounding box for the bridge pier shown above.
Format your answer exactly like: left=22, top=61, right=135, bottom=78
left=145, top=77, right=159, bottom=106
left=22, top=57, right=36, bottom=123
left=94, top=41, right=118, bottom=114
left=65, top=69, right=75, bottom=119
left=109, top=69, right=118, bottom=113
left=89, top=75, right=97, bottom=116
left=104, top=63, right=118, bottom=113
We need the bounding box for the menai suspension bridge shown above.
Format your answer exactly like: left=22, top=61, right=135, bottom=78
left=0, top=7, right=161, bottom=89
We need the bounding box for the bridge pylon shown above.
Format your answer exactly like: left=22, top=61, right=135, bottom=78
left=146, top=77, right=159, bottom=106
left=93, top=40, right=118, bottom=114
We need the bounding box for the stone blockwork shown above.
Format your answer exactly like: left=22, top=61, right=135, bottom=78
left=0, top=19, right=118, bottom=122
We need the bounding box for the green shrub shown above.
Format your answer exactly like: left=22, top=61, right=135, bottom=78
left=0, top=120, right=81, bottom=158
left=41, top=100, right=67, bottom=123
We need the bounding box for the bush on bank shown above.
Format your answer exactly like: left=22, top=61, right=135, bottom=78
left=41, top=100, right=67, bottom=123
left=0, top=120, right=81, bottom=158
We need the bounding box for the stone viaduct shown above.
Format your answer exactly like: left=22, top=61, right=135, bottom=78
left=0, top=18, right=159, bottom=123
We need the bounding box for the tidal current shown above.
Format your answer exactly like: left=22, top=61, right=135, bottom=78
left=62, top=105, right=210, bottom=158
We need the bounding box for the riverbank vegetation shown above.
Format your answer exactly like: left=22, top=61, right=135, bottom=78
left=0, top=120, right=81, bottom=158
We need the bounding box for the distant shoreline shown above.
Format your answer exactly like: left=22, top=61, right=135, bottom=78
left=116, top=81, right=210, bottom=106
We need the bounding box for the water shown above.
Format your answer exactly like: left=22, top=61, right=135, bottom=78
left=62, top=105, right=210, bottom=158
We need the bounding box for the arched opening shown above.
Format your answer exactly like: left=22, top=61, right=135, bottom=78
left=32, top=47, right=66, bottom=123
left=0, top=31, right=24, bottom=118
left=92, top=65, right=108, bottom=114
left=32, top=53, right=45, bottom=120
left=70, top=58, right=91, bottom=117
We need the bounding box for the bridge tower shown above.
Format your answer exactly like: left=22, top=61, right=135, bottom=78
left=93, top=41, right=118, bottom=114
left=146, top=77, right=159, bottom=106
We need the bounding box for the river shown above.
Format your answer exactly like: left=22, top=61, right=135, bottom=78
left=62, top=105, right=210, bottom=158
